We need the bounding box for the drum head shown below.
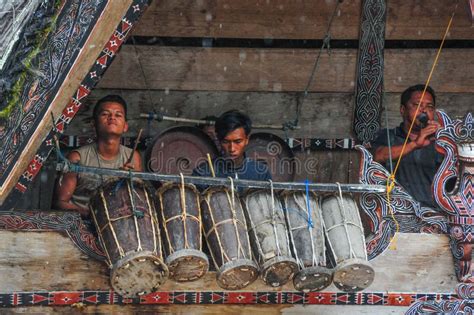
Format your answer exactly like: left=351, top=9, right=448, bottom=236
left=245, top=132, right=294, bottom=182
left=147, top=126, right=219, bottom=175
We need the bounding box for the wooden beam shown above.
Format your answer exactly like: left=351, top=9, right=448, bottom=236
left=131, top=0, right=474, bottom=40
left=98, top=46, right=474, bottom=93
left=67, top=90, right=473, bottom=139
left=132, top=0, right=360, bottom=40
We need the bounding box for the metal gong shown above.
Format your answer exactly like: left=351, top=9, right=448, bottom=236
left=147, top=126, right=219, bottom=175
left=245, top=132, right=294, bottom=182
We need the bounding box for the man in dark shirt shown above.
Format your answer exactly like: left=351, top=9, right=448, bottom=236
left=192, top=110, right=271, bottom=184
left=371, top=84, right=443, bottom=208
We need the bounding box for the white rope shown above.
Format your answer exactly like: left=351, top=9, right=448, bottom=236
left=336, top=182, right=357, bottom=259
left=180, top=173, right=189, bottom=249
left=269, top=180, right=282, bottom=256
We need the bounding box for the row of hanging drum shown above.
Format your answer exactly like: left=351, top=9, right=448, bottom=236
left=89, top=177, right=374, bottom=298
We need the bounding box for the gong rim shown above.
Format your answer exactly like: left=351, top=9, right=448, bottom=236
left=146, top=126, right=219, bottom=175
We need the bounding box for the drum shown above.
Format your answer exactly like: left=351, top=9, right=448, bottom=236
left=242, top=189, right=298, bottom=287
left=156, top=181, right=209, bottom=282
left=321, top=193, right=374, bottom=292
left=147, top=126, right=219, bottom=175
left=282, top=191, right=333, bottom=292
left=89, top=178, right=168, bottom=297
left=201, top=186, right=258, bottom=290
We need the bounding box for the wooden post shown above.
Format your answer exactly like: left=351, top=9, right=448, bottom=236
left=353, top=0, right=387, bottom=143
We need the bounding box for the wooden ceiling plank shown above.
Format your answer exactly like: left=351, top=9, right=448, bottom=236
left=131, top=0, right=473, bottom=40
left=99, top=46, right=474, bottom=93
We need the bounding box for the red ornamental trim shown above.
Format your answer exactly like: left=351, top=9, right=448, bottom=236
left=0, top=291, right=457, bottom=307
left=6, top=0, right=150, bottom=206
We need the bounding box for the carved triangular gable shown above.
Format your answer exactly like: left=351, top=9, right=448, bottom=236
left=0, top=0, right=151, bottom=207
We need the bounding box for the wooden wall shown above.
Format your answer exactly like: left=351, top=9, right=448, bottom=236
left=0, top=230, right=458, bottom=313
left=19, top=0, right=474, bottom=210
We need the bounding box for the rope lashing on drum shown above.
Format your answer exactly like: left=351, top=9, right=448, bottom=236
left=269, top=180, right=283, bottom=256
left=289, top=0, right=341, bottom=129
left=127, top=176, right=143, bottom=251
left=384, top=0, right=459, bottom=250
left=100, top=189, right=126, bottom=258
left=180, top=173, right=190, bottom=249
left=335, top=183, right=358, bottom=260
left=128, top=172, right=144, bottom=219
left=227, top=176, right=247, bottom=259
left=305, top=180, right=314, bottom=229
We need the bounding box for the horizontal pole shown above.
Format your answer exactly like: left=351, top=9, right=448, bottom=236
left=139, top=113, right=300, bottom=130
left=56, top=163, right=385, bottom=194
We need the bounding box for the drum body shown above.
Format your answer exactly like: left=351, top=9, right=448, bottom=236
left=282, top=191, right=332, bottom=292
left=201, top=187, right=258, bottom=290
left=156, top=182, right=209, bottom=282
left=90, top=178, right=168, bottom=297
left=243, top=189, right=298, bottom=287
left=321, top=194, right=374, bottom=292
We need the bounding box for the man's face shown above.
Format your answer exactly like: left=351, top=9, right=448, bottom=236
left=400, top=91, right=435, bottom=130
left=220, top=127, right=249, bottom=162
left=94, top=102, right=128, bottom=136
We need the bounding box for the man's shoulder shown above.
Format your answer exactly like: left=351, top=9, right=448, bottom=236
left=72, top=143, right=95, bottom=160
left=371, top=126, right=400, bottom=148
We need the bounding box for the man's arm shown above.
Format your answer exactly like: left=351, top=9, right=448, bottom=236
left=53, top=151, right=89, bottom=216
left=122, top=150, right=143, bottom=171
left=373, top=121, right=439, bottom=163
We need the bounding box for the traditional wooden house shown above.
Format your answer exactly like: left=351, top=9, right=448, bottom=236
left=0, top=0, right=473, bottom=314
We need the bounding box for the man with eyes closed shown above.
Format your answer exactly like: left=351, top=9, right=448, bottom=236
left=371, top=84, right=443, bottom=208
left=54, top=95, right=142, bottom=217
left=192, top=110, right=271, bottom=187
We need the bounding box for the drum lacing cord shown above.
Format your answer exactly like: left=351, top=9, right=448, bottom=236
left=227, top=176, right=247, bottom=259
left=128, top=178, right=143, bottom=252
left=305, top=180, right=314, bottom=229
left=100, top=189, right=126, bottom=259
left=128, top=172, right=144, bottom=219
left=384, top=0, right=459, bottom=250
left=180, top=173, right=190, bottom=249
left=323, top=183, right=357, bottom=262
left=89, top=189, right=113, bottom=266
left=338, top=183, right=365, bottom=260
left=144, top=185, right=159, bottom=254
left=269, top=180, right=283, bottom=256
left=293, top=191, right=320, bottom=268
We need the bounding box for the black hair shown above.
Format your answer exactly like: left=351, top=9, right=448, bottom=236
left=215, top=110, right=252, bottom=140
left=92, top=95, right=128, bottom=122
left=401, top=84, right=436, bottom=107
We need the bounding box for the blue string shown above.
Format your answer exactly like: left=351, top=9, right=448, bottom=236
left=305, top=179, right=314, bottom=229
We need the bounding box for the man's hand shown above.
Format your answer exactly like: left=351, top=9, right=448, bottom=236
left=413, top=120, right=440, bottom=149
left=120, top=162, right=135, bottom=171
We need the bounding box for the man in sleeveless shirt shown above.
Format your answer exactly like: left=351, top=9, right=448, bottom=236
left=54, top=95, right=142, bottom=217
left=370, top=85, right=443, bottom=208
left=192, top=110, right=271, bottom=187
